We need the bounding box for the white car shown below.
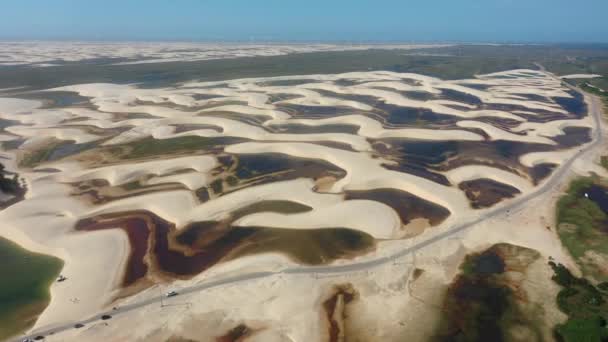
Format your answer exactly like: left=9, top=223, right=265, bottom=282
left=165, top=290, right=178, bottom=297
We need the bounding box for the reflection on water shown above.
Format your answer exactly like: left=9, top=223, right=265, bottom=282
left=21, top=91, right=91, bottom=108
left=206, top=153, right=347, bottom=196
left=553, top=90, right=587, bottom=118
left=552, top=126, right=591, bottom=147
left=171, top=124, right=223, bottom=134
left=583, top=184, right=608, bottom=213
left=512, top=93, right=548, bottom=102
left=277, top=103, right=362, bottom=119
left=0, top=118, right=20, bottom=130
left=374, top=137, right=583, bottom=191
left=459, top=178, right=521, bottom=209
left=259, top=79, right=318, bottom=87
left=76, top=209, right=375, bottom=285
left=529, top=163, right=557, bottom=185
left=268, top=123, right=359, bottom=134
left=3, top=78, right=595, bottom=295
left=381, top=103, right=457, bottom=126
left=267, top=93, right=303, bottom=103
left=226, top=226, right=375, bottom=265
left=345, top=188, right=450, bottom=226
left=439, top=88, right=482, bottom=106
left=191, top=93, right=224, bottom=101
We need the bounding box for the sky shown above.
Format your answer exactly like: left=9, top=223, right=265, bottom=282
left=1, top=0, right=607, bottom=43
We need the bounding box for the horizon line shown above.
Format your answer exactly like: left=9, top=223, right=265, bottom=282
left=0, top=39, right=607, bottom=46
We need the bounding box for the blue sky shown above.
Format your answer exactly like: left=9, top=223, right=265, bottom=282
left=1, top=0, right=607, bottom=42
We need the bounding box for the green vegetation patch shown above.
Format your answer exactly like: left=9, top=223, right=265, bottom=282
left=556, top=177, right=608, bottom=282
left=0, top=237, right=63, bottom=340
left=120, top=136, right=214, bottom=159
left=2, top=44, right=608, bottom=91
left=18, top=139, right=98, bottom=168
left=549, top=262, right=608, bottom=342
left=601, top=156, right=608, bottom=171
left=581, top=81, right=608, bottom=98
left=19, top=139, right=67, bottom=168
left=18, top=136, right=250, bottom=169
left=105, top=136, right=247, bottom=161
left=580, top=81, right=608, bottom=116
left=19, top=136, right=250, bottom=168
left=0, top=47, right=542, bottom=91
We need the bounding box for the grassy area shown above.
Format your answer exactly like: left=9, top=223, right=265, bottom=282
left=549, top=262, right=608, bottom=342
left=556, top=177, right=608, bottom=282
left=553, top=177, right=608, bottom=340
left=601, top=156, right=608, bottom=171
left=117, top=136, right=216, bottom=159
left=0, top=237, right=63, bottom=340
left=581, top=80, right=608, bottom=93
left=580, top=82, right=608, bottom=108
left=18, top=140, right=67, bottom=168
left=0, top=45, right=561, bottom=90
left=18, top=138, right=100, bottom=169
left=17, top=135, right=249, bottom=169
left=101, top=136, right=248, bottom=162
left=0, top=44, right=604, bottom=93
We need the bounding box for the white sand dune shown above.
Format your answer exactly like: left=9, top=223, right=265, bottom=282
left=234, top=200, right=401, bottom=239
left=519, top=149, right=579, bottom=168
left=8, top=126, right=101, bottom=144
left=560, top=74, right=603, bottom=79
left=513, top=117, right=594, bottom=137
left=226, top=141, right=471, bottom=214
left=0, top=67, right=597, bottom=337
left=105, top=117, right=374, bottom=151
left=52, top=155, right=217, bottom=187
left=444, top=165, right=533, bottom=192
left=83, top=189, right=201, bottom=226
left=200, top=104, right=291, bottom=120
left=146, top=171, right=210, bottom=190
left=187, top=179, right=342, bottom=221
left=0, top=42, right=450, bottom=67
left=0, top=97, right=42, bottom=114
left=456, top=120, right=557, bottom=144
left=279, top=114, right=484, bottom=141
left=0, top=176, right=126, bottom=329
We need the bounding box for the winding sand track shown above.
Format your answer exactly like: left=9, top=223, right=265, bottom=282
left=14, top=82, right=605, bottom=342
